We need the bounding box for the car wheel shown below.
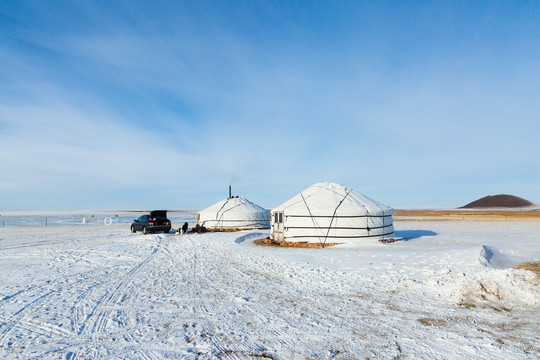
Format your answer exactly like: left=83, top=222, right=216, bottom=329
left=131, top=225, right=136, bottom=233
left=142, top=226, right=148, bottom=235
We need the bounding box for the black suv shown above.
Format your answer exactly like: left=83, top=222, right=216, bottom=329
left=131, top=210, right=171, bottom=234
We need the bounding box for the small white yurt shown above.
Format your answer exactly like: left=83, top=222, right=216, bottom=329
left=271, top=182, right=394, bottom=243
left=197, top=196, right=271, bottom=230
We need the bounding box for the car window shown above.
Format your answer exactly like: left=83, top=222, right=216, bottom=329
left=137, top=216, right=144, bottom=221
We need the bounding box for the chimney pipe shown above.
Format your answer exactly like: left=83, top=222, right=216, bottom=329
left=229, top=185, right=232, bottom=198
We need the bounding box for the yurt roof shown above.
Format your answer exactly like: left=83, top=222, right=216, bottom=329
left=272, top=182, right=392, bottom=216
left=198, top=196, right=269, bottom=217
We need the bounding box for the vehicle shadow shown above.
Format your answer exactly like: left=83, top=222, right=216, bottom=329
left=394, top=230, right=438, bottom=241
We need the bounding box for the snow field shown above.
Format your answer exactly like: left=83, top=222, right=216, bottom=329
left=0, top=221, right=539, bottom=359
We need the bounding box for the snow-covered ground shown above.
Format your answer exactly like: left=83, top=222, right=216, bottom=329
left=0, top=220, right=539, bottom=359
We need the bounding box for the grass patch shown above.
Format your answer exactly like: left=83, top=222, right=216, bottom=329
left=394, top=209, right=540, bottom=221
left=254, top=238, right=342, bottom=247
left=417, top=318, right=448, bottom=326
left=514, top=261, right=540, bottom=277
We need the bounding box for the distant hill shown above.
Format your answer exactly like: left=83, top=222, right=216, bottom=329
left=460, top=194, right=534, bottom=209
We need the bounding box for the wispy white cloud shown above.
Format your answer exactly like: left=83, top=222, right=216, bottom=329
left=1, top=1, right=539, bottom=209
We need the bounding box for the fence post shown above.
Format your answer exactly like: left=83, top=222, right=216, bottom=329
left=45, top=217, right=48, bottom=226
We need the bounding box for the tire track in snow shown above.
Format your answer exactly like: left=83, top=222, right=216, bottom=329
left=10, top=318, right=73, bottom=339
left=0, top=287, right=75, bottom=346
left=174, top=233, right=283, bottom=358
left=189, top=235, right=306, bottom=356
left=51, top=237, right=164, bottom=359
left=0, top=291, right=52, bottom=343
left=257, top=273, right=398, bottom=356
left=79, top=237, right=163, bottom=336
left=0, top=229, right=94, bottom=251
left=0, top=274, right=100, bottom=346
left=179, top=234, right=232, bottom=355
left=0, top=229, right=162, bottom=359
left=0, top=239, right=73, bottom=251
left=215, top=257, right=300, bottom=355
left=0, top=271, right=107, bottom=348
left=69, top=279, right=106, bottom=335
left=0, top=286, right=39, bottom=303
left=187, top=238, right=240, bottom=357
left=152, top=235, right=217, bottom=356
left=209, top=234, right=403, bottom=357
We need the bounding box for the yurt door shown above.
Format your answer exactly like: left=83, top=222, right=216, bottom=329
left=273, top=212, right=284, bottom=242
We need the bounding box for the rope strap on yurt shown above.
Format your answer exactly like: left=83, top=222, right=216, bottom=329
left=373, top=199, right=388, bottom=240
left=357, top=198, right=372, bottom=234
left=322, top=188, right=351, bottom=248
left=215, top=198, right=267, bottom=229
left=214, top=198, right=231, bottom=227
left=300, top=192, right=323, bottom=243
left=216, top=202, right=245, bottom=227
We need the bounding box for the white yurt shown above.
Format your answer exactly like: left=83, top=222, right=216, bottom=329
left=271, top=182, right=394, bottom=243
left=197, top=196, right=271, bottom=230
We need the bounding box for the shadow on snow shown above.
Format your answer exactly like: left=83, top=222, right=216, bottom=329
left=394, top=230, right=438, bottom=241
left=235, top=232, right=268, bottom=244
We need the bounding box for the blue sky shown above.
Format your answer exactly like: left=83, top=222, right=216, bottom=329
left=1, top=1, right=539, bottom=210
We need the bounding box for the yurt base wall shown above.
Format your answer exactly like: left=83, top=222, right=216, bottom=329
left=271, top=217, right=394, bottom=243
left=205, top=228, right=266, bottom=232
left=200, top=219, right=270, bottom=230
left=282, top=226, right=394, bottom=240
left=276, top=234, right=395, bottom=243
